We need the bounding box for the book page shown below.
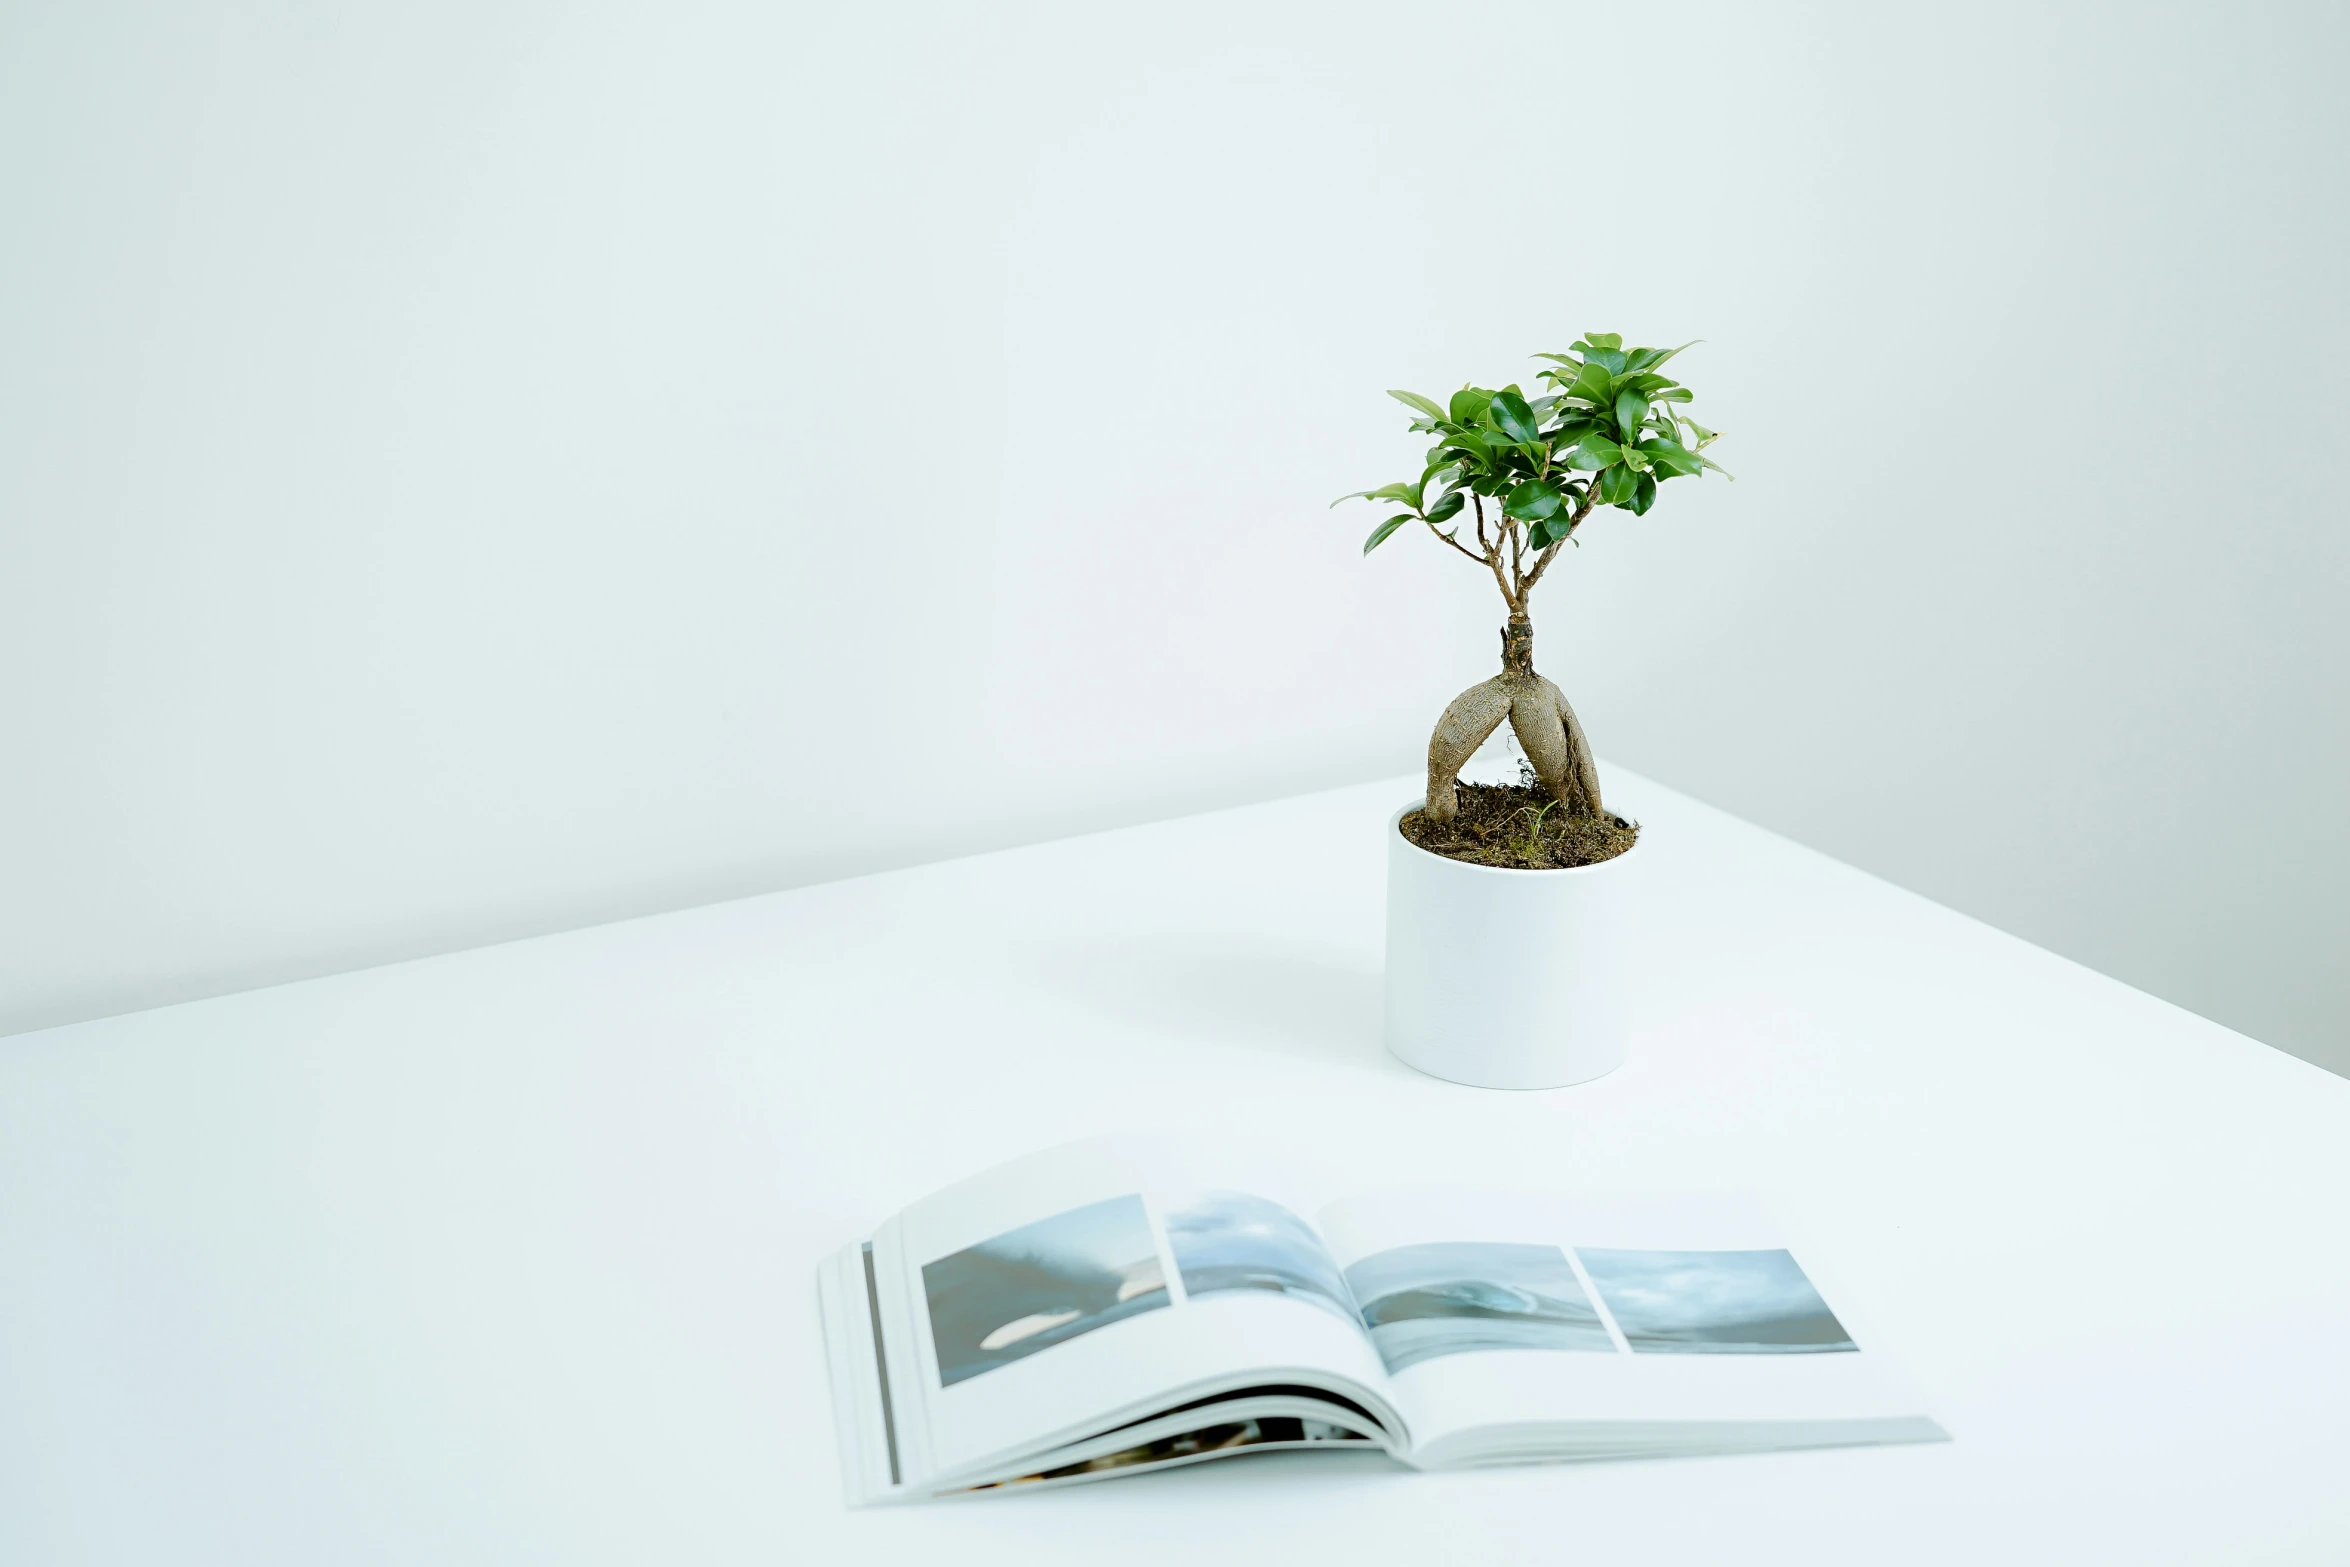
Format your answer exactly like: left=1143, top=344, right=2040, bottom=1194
left=867, top=1139, right=1398, bottom=1487
left=1315, top=1188, right=1933, bottom=1457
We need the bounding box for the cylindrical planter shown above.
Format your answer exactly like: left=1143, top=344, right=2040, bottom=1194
left=1383, top=802, right=1643, bottom=1089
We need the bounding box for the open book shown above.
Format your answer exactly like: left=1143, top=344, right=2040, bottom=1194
left=818, top=1140, right=1945, bottom=1502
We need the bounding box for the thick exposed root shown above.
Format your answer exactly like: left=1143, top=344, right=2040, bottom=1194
left=1425, top=673, right=1605, bottom=821
left=1423, top=676, right=1512, bottom=822
left=1537, top=675, right=1604, bottom=816
left=1508, top=678, right=1575, bottom=807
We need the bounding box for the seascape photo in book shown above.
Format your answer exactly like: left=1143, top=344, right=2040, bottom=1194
left=1163, top=1190, right=1359, bottom=1326
left=1345, top=1241, right=1614, bottom=1372
left=922, top=1195, right=1169, bottom=1387
left=1577, top=1248, right=1855, bottom=1354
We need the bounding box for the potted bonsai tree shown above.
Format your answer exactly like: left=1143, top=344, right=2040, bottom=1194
left=1337, top=333, right=1727, bottom=1088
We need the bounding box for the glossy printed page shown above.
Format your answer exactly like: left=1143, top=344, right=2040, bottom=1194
left=1316, top=1189, right=1931, bottom=1455
left=921, top=1192, right=1170, bottom=1389
left=870, top=1140, right=1396, bottom=1486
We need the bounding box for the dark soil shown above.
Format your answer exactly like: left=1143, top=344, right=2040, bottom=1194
left=1401, top=769, right=1639, bottom=870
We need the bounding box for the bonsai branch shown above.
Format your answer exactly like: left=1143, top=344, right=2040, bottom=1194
left=1466, top=495, right=1513, bottom=603
left=1423, top=518, right=1487, bottom=567
left=1517, top=490, right=1594, bottom=598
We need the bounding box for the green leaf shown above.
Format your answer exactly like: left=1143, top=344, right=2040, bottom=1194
left=1614, top=391, right=1649, bottom=439
left=1567, top=338, right=1626, bottom=374
left=1441, top=429, right=1496, bottom=466
left=1567, top=431, right=1622, bottom=470
left=1638, top=438, right=1703, bottom=477
left=1565, top=361, right=1615, bottom=405
left=1387, top=389, right=1449, bottom=422
left=1362, top=514, right=1413, bottom=554
left=1622, top=345, right=1689, bottom=375
left=1504, top=478, right=1564, bottom=521
left=1488, top=389, right=1540, bottom=444
left=1426, top=489, right=1466, bottom=524
left=1598, top=464, right=1639, bottom=505
left=1335, top=479, right=1435, bottom=510
left=1629, top=473, right=1658, bottom=514
left=1448, top=387, right=1492, bottom=426
left=1643, top=339, right=1698, bottom=373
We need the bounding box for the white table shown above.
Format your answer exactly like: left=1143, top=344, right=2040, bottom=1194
left=4, top=767, right=2346, bottom=1565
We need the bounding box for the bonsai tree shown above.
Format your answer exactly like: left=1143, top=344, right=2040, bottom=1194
left=1338, top=333, right=1727, bottom=833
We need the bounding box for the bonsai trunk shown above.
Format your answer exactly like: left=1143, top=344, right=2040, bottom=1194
left=1422, top=611, right=1604, bottom=824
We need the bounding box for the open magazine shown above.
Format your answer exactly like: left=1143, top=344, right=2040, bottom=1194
left=818, top=1140, right=1945, bottom=1502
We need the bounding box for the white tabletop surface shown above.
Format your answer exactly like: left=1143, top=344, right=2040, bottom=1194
left=4, top=766, right=2347, bottom=1565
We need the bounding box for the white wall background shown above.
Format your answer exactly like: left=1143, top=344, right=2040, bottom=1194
left=3, top=2, right=2345, bottom=1073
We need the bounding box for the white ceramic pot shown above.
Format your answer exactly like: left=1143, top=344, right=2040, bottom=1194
left=1382, top=802, right=1644, bottom=1089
